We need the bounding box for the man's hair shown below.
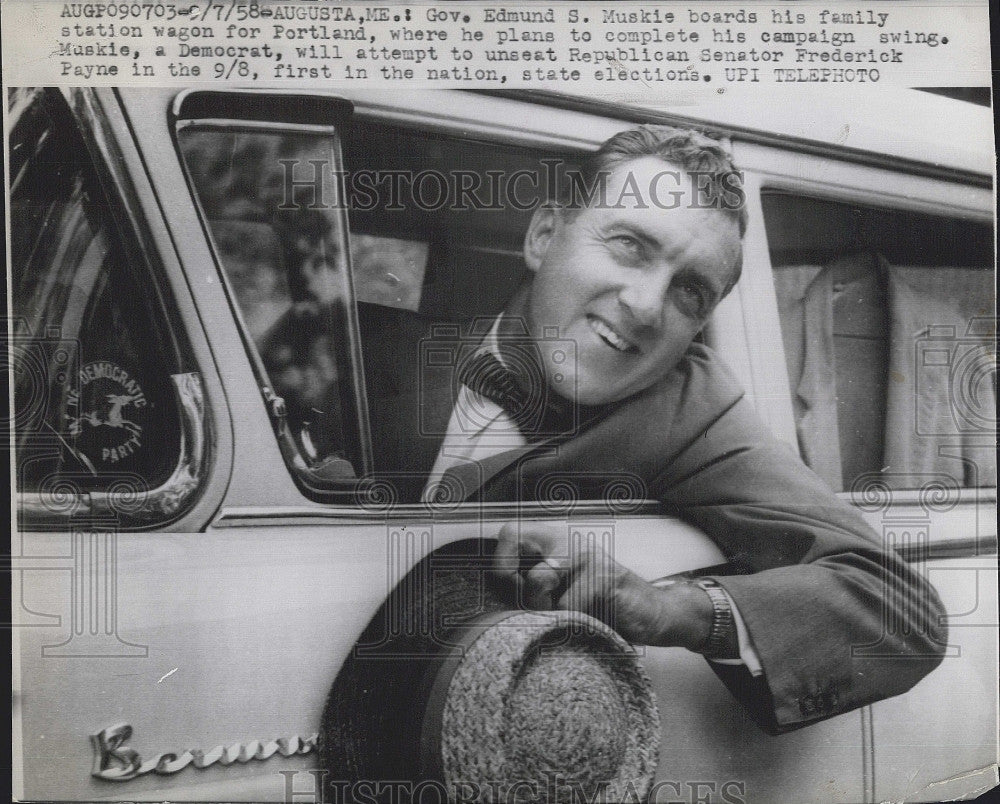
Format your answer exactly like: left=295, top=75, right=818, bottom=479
left=560, top=125, right=748, bottom=294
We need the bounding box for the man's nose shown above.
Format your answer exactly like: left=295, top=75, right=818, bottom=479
left=618, top=268, right=672, bottom=329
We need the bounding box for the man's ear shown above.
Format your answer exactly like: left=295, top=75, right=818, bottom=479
left=523, top=205, right=560, bottom=273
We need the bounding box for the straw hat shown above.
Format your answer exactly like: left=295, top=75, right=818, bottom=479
left=320, top=540, right=661, bottom=803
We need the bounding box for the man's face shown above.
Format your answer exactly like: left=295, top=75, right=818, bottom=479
left=523, top=156, right=742, bottom=406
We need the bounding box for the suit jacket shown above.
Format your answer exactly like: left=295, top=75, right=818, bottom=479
left=358, top=302, right=948, bottom=734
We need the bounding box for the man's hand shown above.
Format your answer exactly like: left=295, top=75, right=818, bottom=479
left=491, top=522, right=715, bottom=650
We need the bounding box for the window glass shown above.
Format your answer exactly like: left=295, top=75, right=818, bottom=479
left=763, top=192, right=995, bottom=492
left=11, top=92, right=186, bottom=505
left=179, top=127, right=362, bottom=482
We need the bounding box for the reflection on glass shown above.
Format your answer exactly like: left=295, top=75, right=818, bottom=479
left=179, top=128, right=356, bottom=479
left=350, top=233, right=428, bottom=312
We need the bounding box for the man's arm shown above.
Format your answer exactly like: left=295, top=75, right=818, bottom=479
left=651, top=390, right=948, bottom=732
left=491, top=344, right=948, bottom=734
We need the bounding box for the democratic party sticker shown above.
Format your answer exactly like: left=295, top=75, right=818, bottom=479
left=65, top=361, right=149, bottom=468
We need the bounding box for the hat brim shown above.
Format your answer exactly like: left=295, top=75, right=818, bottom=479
left=321, top=539, right=510, bottom=787
left=320, top=539, right=660, bottom=802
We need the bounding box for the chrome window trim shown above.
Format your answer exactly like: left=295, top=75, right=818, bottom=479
left=838, top=487, right=997, bottom=506
left=174, top=118, right=342, bottom=137
left=479, top=89, right=993, bottom=187
left=210, top=498, right=999, bottom=561
left=211, top=499, right=665, bottom=527
left=754, top=174, right=993, bottom=224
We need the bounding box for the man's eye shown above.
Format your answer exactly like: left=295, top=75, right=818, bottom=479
left=674, top=281, right=709, bottom=317
left=613, top=235, right=637, bottom=245
left=609, top=235, right=642, bottom=256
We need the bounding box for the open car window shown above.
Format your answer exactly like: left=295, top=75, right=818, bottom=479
left=177, top=104, right=589, bottom=502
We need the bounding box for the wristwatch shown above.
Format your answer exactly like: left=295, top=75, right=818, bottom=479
left=693, top=578, right=737, bottom=659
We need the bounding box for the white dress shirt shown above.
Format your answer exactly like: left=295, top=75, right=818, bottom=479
left=423, top=319, right=526, bottom=504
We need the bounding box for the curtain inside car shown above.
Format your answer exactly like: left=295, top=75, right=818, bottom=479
left=775, top=251, right=996, bottom=491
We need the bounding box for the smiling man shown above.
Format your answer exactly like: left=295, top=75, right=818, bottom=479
left=517, top=150, right=743, bottom=406
left=360, top=125, right=947, bottom=734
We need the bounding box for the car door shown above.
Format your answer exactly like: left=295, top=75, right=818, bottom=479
left=17, top=86, right=978, bottom=804
left=13, top=86, right=870, bottom=803
left=728, top=109, right=996, bottom=802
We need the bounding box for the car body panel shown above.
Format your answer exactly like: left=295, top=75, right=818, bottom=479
left=16, top=516, right=730, bottom=800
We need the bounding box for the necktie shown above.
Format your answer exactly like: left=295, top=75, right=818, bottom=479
left=456, top=350, right=576, bottom=440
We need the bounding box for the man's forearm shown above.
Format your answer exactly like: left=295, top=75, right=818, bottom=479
left=606, top=573, right=745, bottom=661
left=606, top=574, right=716, bottom=650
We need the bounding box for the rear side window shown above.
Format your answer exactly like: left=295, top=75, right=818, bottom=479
left=763, top=192, right=995, bottom=492
left=10, top=90, right=204, bottom=524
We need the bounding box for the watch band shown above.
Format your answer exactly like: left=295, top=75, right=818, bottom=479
left=694, top=578, right=737, bottom=659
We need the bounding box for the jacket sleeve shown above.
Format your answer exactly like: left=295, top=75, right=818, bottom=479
left=651, top=348, right=948, bottom=733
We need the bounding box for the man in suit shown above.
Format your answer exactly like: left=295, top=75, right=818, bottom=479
left=358, top=126, right=947, bottom=734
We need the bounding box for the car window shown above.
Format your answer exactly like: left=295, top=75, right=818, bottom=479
left=10, top=91, right=199, bottom=522
left=762, top=192, right=995, bottom=492
left=338, top=122, right=590, bottom=491
left=178, top=125, right=369, bottom=489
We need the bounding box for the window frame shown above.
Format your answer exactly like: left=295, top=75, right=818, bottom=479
left=169, top=89, right=667, bottom=518
left=731, top=139, right=995, bottom=554
left=172, top=97, right=375, bottom=501
left=13, top=88, right=213, bottom=530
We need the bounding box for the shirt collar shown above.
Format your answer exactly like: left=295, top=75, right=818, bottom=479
left=484, top=313, right=505, bottom=365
